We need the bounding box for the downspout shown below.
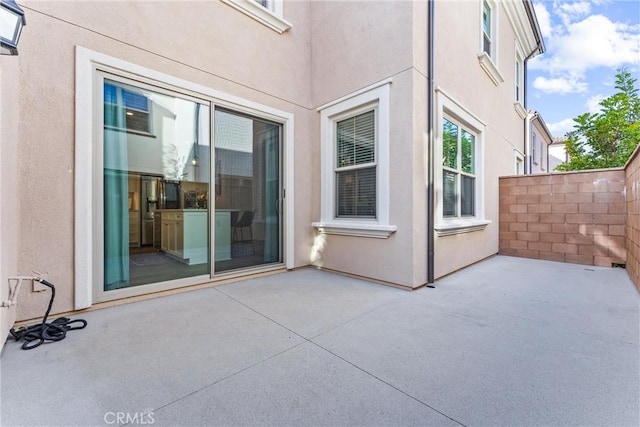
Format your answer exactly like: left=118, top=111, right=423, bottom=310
left=523, top=0, right=544, bottom=174
left=427, top=0, right=435, bottom=283
left=523, top=45, right=539, bottom=174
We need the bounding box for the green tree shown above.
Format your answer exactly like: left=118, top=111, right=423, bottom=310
left=556, top=68, right=640, bottom=171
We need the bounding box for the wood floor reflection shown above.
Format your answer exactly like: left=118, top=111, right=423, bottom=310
left=126, top=241, right=278, bottom=287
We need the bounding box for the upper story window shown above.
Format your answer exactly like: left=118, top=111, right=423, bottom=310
left=482, top=0, right=493, bottom=57
left=104, top=82, right=150, bottom=134
left=515, top=56, right=522, bottom=102
left=477, top=0, right=503, bottom=86
left=221, top=0, right=292, bottom=34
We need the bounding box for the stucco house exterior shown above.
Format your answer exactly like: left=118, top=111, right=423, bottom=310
left=526, top=110, right=553, bottom=174
left=549, top=136, right=570, bottom=171
left=0, top=0, right=544, bottom=337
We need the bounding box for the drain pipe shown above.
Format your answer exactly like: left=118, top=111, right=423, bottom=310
left=523, top=45, right=539, bottom=174
left=427, top=0, right=435, bottom=283
left=523, top=0, right=545, bottom=173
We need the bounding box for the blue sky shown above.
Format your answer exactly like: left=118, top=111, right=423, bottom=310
left=528, top=0, right=640, bottom=138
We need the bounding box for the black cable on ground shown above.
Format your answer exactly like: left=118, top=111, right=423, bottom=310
left=9, top=278, right=87, bottom=350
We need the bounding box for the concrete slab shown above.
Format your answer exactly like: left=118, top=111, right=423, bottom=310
left=1, top=256, right=638, bottom=426
left=314, top=257, right=640, bottom=426
left=153, top=342, right=459, bottom=426
left=217, top=268, right=405, bottom=338
left=1, top=287, right=305, bottom=426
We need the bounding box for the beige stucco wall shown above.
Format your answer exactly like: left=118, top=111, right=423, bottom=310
left=6, top=0, right=542, bottom=321
left=1, top=58, right=21, bottom=344
left=13, top=0, right=316, bottom=320
left=433, top=0, right=527, bottom=278
left=307, top=0, right=430, bottom=288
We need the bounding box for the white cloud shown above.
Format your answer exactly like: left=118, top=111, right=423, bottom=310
left=548, top=118, right=577, bottom=137
left=586, top=94, right=605, bottom=113
left=533, top=76, right=588, bottom=94
left=534, top=2, right=554, bottom=39
left=529, top=4, right=640, bottom=98
left=530, top=14, right=640, bottom=76
left=555, top=1, right=592, bottom=26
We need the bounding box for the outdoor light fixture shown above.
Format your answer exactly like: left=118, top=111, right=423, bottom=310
left=0, top=0, right=26, bottom=55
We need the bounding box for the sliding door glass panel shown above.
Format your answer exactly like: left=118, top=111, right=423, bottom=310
left=103, top=79, right=210, bottom=291
left=214, top=108, right=282, bottom=273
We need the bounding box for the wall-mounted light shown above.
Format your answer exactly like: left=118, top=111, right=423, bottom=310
left=0, top=0, right=26, bottom=55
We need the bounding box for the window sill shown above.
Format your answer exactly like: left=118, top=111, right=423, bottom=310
left=514, top=102, right=528, bottom=120
left=477, top=53, right=504, bottom=86
left=312, top=221, right=397, bottom=239
left=221, top=0, right=292, bottom=34
left=435, top=219, right=491, bottom=236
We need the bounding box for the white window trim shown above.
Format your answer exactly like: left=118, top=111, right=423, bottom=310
left=312, top=79, right=396, bottom=239
left=478, top=0, right=502, bottom=86
left=514, top=150, right=524, bottom=175
left=435, top=87, right=491, bottom=236
left=75, top=47, right=295, bottom=309
left=221, top=0, right=292, bottom=34
left=514, top=44, right=526, bottom=118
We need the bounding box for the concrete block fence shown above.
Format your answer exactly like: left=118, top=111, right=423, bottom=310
left=625, top=147, right=640, bottom=293
left=500, top=150, right=640, bottom=295
left=499, top=170, right=626, bottom=267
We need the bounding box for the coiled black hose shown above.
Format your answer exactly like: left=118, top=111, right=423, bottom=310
left=9, top=278, right=87, bottom=350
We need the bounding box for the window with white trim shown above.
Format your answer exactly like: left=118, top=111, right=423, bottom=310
left=515, top=151, right=524, bottom=175
left=482, top=0, right=493, bottom=58
left=478, top=0, right=503, bottom=86
left=435, top=88, right=490, bottom=236
left=335, top=109, right=376, bottom=218
left=442, top=118, right=476, bottom=218
left=221, top=0, right=291, bottom=34
left=103, top=82, right=151, bottom=134
left=313, top=81, right=396, bottom=239
left=515, top=54, right=523, bottom=103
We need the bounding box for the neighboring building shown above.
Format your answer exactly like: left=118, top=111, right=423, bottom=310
left=0, top=0, right=544, bottom=330
left=526, top=110, right=553, bottom=173
left=549, top=136, right=570, bottom=171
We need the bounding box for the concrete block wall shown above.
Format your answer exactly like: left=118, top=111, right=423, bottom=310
left=499, top=170, right=626, bottom=267
left=625, top=148, right=640, bottom=293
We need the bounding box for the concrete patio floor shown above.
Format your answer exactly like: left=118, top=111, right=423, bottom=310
left=1, top=255, right=639, bottom=426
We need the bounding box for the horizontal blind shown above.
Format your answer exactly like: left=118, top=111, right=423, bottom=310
left=336, top=167, right=376, bottom=218
left=443, top=170, right=457, bottom=217
left=336, top=110, right=375, bottom=168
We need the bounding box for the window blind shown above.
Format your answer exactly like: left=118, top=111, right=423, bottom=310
left=335, top=110, right=376, bottom=218
left=336, top=110, right=375, bottom=168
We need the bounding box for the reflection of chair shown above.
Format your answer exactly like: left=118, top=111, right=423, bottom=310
left=232, top=210, right=255, bottom=243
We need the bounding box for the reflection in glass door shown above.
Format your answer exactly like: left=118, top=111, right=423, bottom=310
left=213, top=109, right=282, bottom=272
left=102, top=78, right=211, bottom=291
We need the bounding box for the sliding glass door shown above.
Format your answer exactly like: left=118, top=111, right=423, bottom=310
left=102, top=78, right=211, bottom=291
left=213, top=108, right=282, bottom=273
left=100, top=77, right=282, bottom=296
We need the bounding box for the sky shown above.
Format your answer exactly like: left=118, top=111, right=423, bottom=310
left=527, top=0, right=640, bottom=139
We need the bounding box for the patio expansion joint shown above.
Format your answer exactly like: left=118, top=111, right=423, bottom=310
left=150, top=340, right=310, bottom=415
left=304, top=338, right=468, bottom=427
left=210, top=287, right=467, bottom=427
